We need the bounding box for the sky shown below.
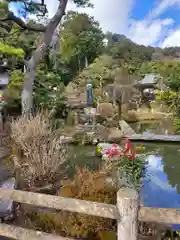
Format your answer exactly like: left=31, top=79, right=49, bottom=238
left=8, top=0, right=180, bottom=48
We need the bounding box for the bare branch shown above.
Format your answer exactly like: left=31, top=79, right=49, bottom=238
left=0, top=0, right=47, bottom=31
left=6, top=0, right=45, bottom=4
left=0, top=11, right=46, bottom=32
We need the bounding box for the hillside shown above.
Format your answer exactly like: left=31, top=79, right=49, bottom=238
left=105, top=32, right=180, bottom=63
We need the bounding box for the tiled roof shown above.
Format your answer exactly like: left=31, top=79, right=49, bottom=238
left=0, top=73, right=9, bottom=85
left=140, top=74, right=160, bottom=84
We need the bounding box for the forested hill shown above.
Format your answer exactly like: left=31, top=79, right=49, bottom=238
left=105, top=32, right=180, bottom=63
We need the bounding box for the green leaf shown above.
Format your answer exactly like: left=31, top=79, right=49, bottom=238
left=0, top=42, right=25, bottom=58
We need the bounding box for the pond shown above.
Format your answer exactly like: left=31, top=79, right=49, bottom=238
left=70, top=142, right=180, bottom=230
left=139, top=142, right=180, bottom=230
left=66, top=145, right=101, bottom=178
left=130, top=119, right=175, bottom=135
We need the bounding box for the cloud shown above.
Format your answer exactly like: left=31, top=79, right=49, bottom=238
left=64, top=0, right=169, bottom=46
left=45, top=0, right=135, bottom=33
left=126, top=18, right=174, bottom=46
left=9, top=2, right=27, bottom=22
left=65, top=0, right=135, bottom=33
left=146, top=155, right=163, bottom=171
left=9, top=0, right=180, bottom=47
left=133, top=0, right=180, bottom=46
left=44, top=0, right=58, bottom=17
left=161, top=29, right=180, bottom=47
left=68, top=0, right=179, bottom=46
left=149, top=0, right=180, bottom=19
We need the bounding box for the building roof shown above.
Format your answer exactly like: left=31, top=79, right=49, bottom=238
left=0, top=72, right=9, bottom=86
left=140, top=74, right=161, bottom=85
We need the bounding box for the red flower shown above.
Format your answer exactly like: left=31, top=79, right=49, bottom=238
left=105, top=139, right=136, bottom=161
left=127, top=149, right=136, bottom=161
left=121, top=139, right=136, bottom=160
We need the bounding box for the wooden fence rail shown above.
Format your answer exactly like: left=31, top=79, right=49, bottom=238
left=0, top=188, right=179, bottom=240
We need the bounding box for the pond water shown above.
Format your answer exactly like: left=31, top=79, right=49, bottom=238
left=66, top=145, right=101, bottom=178
left=138, top=142, right=180, bottom=230
left=130, top=119, right=175, bottom=135
left=70, top=142, right=180, bottom=230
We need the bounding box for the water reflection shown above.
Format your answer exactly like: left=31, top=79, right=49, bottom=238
left=141, top=154, right=177, bottom=208
left=141, top=148, right=180, bottom=230
left=130, top=119, right=175, bottom=135
left=69, top=143, right=180, bottom=229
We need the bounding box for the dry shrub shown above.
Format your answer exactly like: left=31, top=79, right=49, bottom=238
left=96, top=103, right=115, bottom=118
left=56, top=168, right=117, bottom=238
left=123, top=110, right=170, bottom=123
left=10, top=113, right=70, bottom=188
left=18, top=168, right=171, bottom=239
left=23, top=168, right=117, bottom=239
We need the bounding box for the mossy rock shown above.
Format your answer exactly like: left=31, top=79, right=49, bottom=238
left=73, top=132, right=93, bottom=145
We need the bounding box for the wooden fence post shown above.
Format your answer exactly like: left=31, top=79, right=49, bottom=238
left=117, top=188, right=139, bottom=240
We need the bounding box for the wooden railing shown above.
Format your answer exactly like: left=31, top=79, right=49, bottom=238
left=0, top=188, right=179, bottom=239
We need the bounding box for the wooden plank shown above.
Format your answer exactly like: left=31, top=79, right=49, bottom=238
left=0, top=223, right=71, bottom=240
left=139, top=207, right=180, bottom=224
left=0, top=189, right=118, bottom=219
left=117, top=188, right=139, bottom=240
left=130, top=134, right=180, bottom=142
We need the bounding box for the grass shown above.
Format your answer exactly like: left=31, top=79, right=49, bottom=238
left=10, top=113, right=71, bottom=188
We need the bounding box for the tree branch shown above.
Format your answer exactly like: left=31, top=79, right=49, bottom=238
left=0, top=11, right=46, bottom=32
left=0, top=0, right=47, bottom=31
left=31, top=0, right=68, bottom=66
left=6, top=0, right=45, bottom=4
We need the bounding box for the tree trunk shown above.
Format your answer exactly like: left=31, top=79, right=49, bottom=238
left=77, top=55, right=81, bottom=73
left=21, top=0, right=68, bottom=118
left=117, top=98, right=122, bottom=123
left=85, top=56, right=88, bottom=68
left=21, top=59, right=35, bottom=117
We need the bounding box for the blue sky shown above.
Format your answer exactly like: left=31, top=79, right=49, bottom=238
left=9, top=2, right=27, bottom=22
left=8, top=0, right=180, bottom=47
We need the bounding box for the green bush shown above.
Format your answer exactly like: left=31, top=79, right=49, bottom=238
left=104, top=153, right=147, bottom=191
left=173, top=118, right=180, bottom=134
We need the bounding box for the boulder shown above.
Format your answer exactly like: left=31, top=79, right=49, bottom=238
left=96, top=103, right=115, bottom=119
left=107, top=127, right=124, bottom=141
left=0, top=177, right=16, bottom=221
left=0, top=167, right=10, bottom=183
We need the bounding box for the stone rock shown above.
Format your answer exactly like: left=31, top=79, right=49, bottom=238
left=105, top=119, right=118, bottom=128
left=0, top=167, right=10, bottom=183
left=79, top=113, right=89, bottom=124
left=60, top=136, right=73, bottom=143
left=119, top=120, right=136, bottom=135
left=0, top=177, right=16, bottom=221
left=107, top=127, right=124, bottom=141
